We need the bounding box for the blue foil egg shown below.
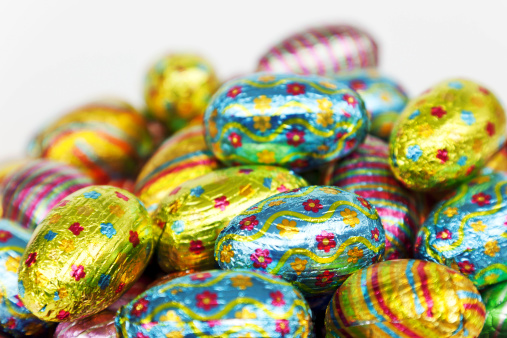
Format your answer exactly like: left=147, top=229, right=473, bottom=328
left=115, top=269, right=314, bottom=338
left=204, top=73, right=369, bottom=171
left=215, top=185, right=385, bottom=311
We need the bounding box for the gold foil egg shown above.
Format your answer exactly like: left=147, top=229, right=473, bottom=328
left=17, top=185, right=154, bottom=322
left=154, top=166, right=308, bottom=272
left=389, top=79, right=506, bottom=191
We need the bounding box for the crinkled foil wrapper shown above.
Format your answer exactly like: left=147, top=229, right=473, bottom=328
left=54, top=310, right=116, bottom=338
left=154, top=165, right=308, bottom=272
left=479, top=280, right=507, bottom=337
left=116, top=270, right=314, bottom=338
left=17, top=186, right=154, bottom=322
left=325, top=259, right=486, bottom=337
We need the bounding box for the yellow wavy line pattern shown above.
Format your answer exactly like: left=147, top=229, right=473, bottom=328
left=187, top=322, right=274, bottom=337
left=474, top=263, right=507, bottom=280
left=0, top=246, right=24, bottom=254
left=239, top=78, right=350, bottom=95
left=433, top=185, right=468, bottom=224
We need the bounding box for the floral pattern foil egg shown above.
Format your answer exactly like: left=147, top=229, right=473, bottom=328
left=215, top=185, right=385, bottom=311
left=415, top=173, right=507, bottom=289
left=479, top=280, right=507, bottom=337
left=17, top=186, right=154, bottom=322
left=256, top=25, right=378, bottom=76
left=325, top=259, right=486, bottom=338
left=154, top=165, right=308, bottom=272
left=54, top=310, right=116, bottom=338
left=389, top=78, right=506, bottom=191
left=0, top=219, right=54, bottom=337
left=115, top=270, right=314, bottom=338
left=135, top=125, right=220, bottom=214
left=204, top=73, right=369, bottom=172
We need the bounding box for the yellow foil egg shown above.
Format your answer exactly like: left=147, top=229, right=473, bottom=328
left=17, top=186, right=154, bottom=322
left=154, top=166, right=308, bottom=272
left=389, top=79, right=506, bottom=191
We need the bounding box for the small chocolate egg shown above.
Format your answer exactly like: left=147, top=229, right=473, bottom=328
left=54, top=310, right=116, bottom=337
left=154, top=165, right=308, bottom=272
left=18, top=186, right=154, bottom=322
left=204, top=73, right=369, bottom=171
left=144, top=53, right=220, bottom=132
left=415, top=173, right=507, bottom=289
left=325, top=259, right=486, bottom=337
left=136, top=125, right=220, bottom=214
left=389, top=79, right=506, bottom=191
left=0, top=159, right=93, bottom=230
left=257, top=25, right=378, bottom=76
left=479, top=280, right=507, bottom=337
left=0, top=219, right=54, bottom=337
left=216, top=185, right=385, bottom=311
left=115, top=270, right=313, bottom=338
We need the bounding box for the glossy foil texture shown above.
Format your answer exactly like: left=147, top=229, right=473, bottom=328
left=0, top=219, right=54, bottom=337
left=18, top=186, right=154, bottom=322
left=115, top=270, right=314, bottom=338
left=28, top=99, right=154, bottom=183
left=0, top=159, right=93, bottom=230
left=325, top=259, right=486, bottom=337
left=144, top=53, right=220, bottom=132
left=323, top=136, right=420, bottom=259
left=484, top=142, right=507, bottom=175
left=479, top=280, right=507, bottom=337
left=415, top=173, right=507, bottom=289
left=257, top=25, right=378, bottom=76
left=216, top=185, right=385, bottom=311
left=154, top=165, right=308, bottom=272
left=54, top=310, right=116, bottom=338
left=389, top=78, right=506, bottom=191
left=204, top=73, right=369, bottom=171
left=135, top=125, right=220, bottom=214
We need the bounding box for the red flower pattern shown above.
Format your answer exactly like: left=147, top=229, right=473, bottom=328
left=115, top=282, right=126, bottom=294
left=240, top=215, right=258, bottom=231
left=315, top=270, right=335, bottom=287
left=115, top=191, right=129, bottom=201
left=228, top=132, right=242, bottom=148
left=303, top=199, right=323, bottom=213
left=350, top=80, right=367, bottom=91
left=250, top=248, right=272, bottom=269
left=472, top=192, right=491, bottom=207
left=0, top=230, right=12, bottom=243
left=343, top=94, right=358, bottom=107
left=129, top=231, right=140, bottom=248
left=436, top=149, right=448, bottom=164
left=479, top=87, right=490, bottom=95
left=316, top=231, right=336, bottom=252
left=357, top=197, right=372, bottom=210
left=276, top=319, right=290, bottom=336
left=486, top=122, right=495, bottom=136
left=290, top=159, right=309, bottom=169
left=191, top=272, right=212, bottom=281
left=277, top=185, right=288, bottom=193
left=227, top=86, right=242, bottom=98
left=56, top=310, right=70, bottom=320
left=270, top=291, right=286, bottom=307
left=189, top=240, right=205, bottom=254
left=458, top=261, right=475, bottom=275
left=436, top=229, right=452, bottom=240
left=214, top=196, right=230, bottom=211
left=196, top=291, right=218, bottom=311
left=371, top=228, right=380, bottom=242
left=25, top=252, right=37, bottom=267
left=431, top=106, right=447, bottom=118
left=70, top=264, right=86, bottom=281
left=286, top=83, right=306, bottom=95
left=286, top=129, right=305, bottom=147
left=69, top=222, right=84, bottom=236
left=131, top=298, right=149, bottom=317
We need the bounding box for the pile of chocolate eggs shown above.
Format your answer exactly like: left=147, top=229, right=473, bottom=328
left=0, top=23, right=505, bottom=338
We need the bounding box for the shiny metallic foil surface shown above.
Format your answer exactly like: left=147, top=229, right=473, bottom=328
left=0, top=159, right=29, bottom=185
left=389, top=78, right=506, bottom=191
left=479, top=280, right=507, bottom=337
left=415, top=173, right=507, bottom=289
left=216, top=185, right=385, bottom=311
left=484, top=142, right=507, bottom=175
left=144, top=53, right=220, bottom=132
left=323, top=136, right=420, bottom=260
left=204, top=73, right=369, bottom=171
left=257, top=25, right=378, bottom=76
left=154, top=165, right=308, bottom=272
left=54, top=310, right=116, bottom=338
left=115, top=270, right=314, bottom=338
left=18, top=186, right=154, bottom=322
left=325, top=259, right=486, bottom=337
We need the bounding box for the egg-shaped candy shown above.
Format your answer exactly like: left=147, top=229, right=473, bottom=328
left=155, top=165, right=307, bottom=272
left=18, top=186, right=154, bottom=322
left=326, top=259, right=486, bottom=337
left=0, top=219, right=54, bottom=337
left=0, top=159, right=93, bottom=230
left=323, top=136, right=420, bottom=260
left=136, top=125, right=220, bottom=214
left=144, top=53, right=220, bottom=132
left=389, top=79, right=506, bottom=191
left=257, top=25, right=378, bottom=76
left=216, top=185, right=385, bottom=311
left=415, top=173, right=507, bottom=289
left=115, top=270, right=313, bottom=338
left=479, top=280, right=507, bottom=337
left=204, top=73, right=369, bottom=171
left=54, top=310, right=116, bottom=338
left=29, top=99, right=154, bottom=183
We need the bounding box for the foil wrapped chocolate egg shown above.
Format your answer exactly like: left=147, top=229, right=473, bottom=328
left=18, top=186, right=154, bottom=322
left=415, top=173, right=507, bottom=289
left=28, top=99, right=154, bottom=184
left=0, top=159, right=93, bottom=230
left=204, top=73, right=369, bottom=171
left=479, top=280, right=507, bottom=337
left=136, top=125, right=220, bottom=214
left=322, top=136, right=420, bottom=260
left=389, top=79, right=506, bottom=191
left=0, top=219, right=54, bottom=337
left=257, top=25, right=378, bottom=76
left=154, top=165, right=308, bottom=272
left=144, top=53, right=220, bottom=132
left=54, top=310, right=116, bottom=338
left=115, top=270, right=313, bottom=338
left=215, top=185, right=385, bottom=311
left=325, top=259, right=486, bottom=337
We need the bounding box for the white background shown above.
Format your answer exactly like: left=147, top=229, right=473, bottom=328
left=1, top=0, right=507, bottom=159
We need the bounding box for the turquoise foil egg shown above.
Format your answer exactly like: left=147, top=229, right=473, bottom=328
left=0, top=219, right=53, bottom=337
left=215, top=185, right=385, bottom=311
left=415, top=172, right=507, bottom=289
left=115, top=269, right=314, bottom=338
left=204, top=73, right=369, bottom=171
